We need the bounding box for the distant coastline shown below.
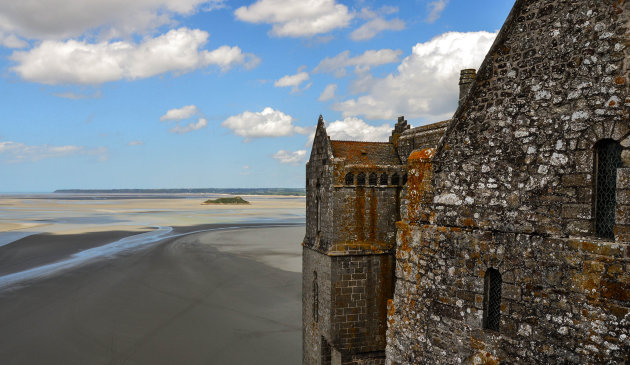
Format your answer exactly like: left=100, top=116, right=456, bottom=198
left=54, top=188, right=306, bottom=196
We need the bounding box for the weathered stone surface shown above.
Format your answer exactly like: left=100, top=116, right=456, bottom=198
left=305, top=1, right=630, bottom=364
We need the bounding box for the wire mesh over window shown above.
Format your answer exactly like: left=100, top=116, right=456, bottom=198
left=380, top=173, right=388, bottom=185
left=357, top=172, right=366, bottom=186
left=345, top=172, right=354, bottom=185
left=369, top=172, right=378, bottom=186
left=483, top=268, right=502, bottom=331
left=595, top=139, right=622, bottom=239
left=391, top=173, right=399, bottom=186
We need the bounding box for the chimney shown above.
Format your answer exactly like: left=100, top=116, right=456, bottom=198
left=459, top=69, right=476, bottom=107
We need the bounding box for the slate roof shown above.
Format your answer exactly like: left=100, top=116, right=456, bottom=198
left=330, top=141, right=401, bottom=166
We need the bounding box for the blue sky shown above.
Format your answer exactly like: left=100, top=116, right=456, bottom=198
left=0, top=0, right=515, bottom=192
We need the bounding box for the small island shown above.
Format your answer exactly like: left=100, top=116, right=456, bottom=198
left=201, top=196, right=250, bottom=205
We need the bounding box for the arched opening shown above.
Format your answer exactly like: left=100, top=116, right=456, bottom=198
left=380, top=172, right=388, bottom=186
left=391, top=173, right=400, bottom=186
left=357, top=172, right=366, bottom=186
left=316, top=182, right=321, bottom=234
left=369, top=172, right=378, bottom=186
left=483, top=268, right=502, bottom=331
left=313, top=271, right=319, bottom=323
left=594, top=139, right=622, bottom=239
left=345, top=172, right=354, bottom=185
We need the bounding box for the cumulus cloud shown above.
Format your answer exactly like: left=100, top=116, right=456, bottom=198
left=10, top=28, right=259, bottom=85
left=274, top=71, right=310, bottom=92
left=222, top=107, right=308, bottom=140
left=326, top=117, right=392, bottom=141
left=273, top=149, right=307, bottom=164
left=169, top=117, right=208, bottom=134
left=234, top=0, right=352, bottom=37
left=333, top=31, right=497, bottom=122
left=319, top=84, right=337, bottom=101
left=426, top=0, right=449, bottom=23
left=128, top=140, right=144, bottom=146
left=0, top=0, right=225, bottom=41
left=314, top=49, right=402, bottom=77
left=0, top=141, right=107, bottom=163
left=160, top=105, right=199, bottom=121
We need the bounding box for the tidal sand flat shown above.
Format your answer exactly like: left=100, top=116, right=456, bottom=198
left=0, top=195, right=305, bottom=365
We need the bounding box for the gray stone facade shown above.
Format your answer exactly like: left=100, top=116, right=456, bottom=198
left=304, top=1, right=630, bottom=364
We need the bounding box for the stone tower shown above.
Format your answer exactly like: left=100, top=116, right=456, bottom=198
left=302, top=116, right=405, bottom=365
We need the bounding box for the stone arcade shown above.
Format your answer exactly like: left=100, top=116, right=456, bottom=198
left=303, top=0, right=630, bottom=364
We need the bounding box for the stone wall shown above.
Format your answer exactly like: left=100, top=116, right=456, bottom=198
left=388, top=223, right=629, bottom=364
left=386, top=0, right=630, bottom=364
left=303, top=247, right=333, bottom=365
left=397, top=121, right=448, bottom=165
left=330, top=254, right=394, bottom=357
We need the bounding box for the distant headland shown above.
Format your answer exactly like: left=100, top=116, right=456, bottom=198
left=54, top=188, right=305, bottom=196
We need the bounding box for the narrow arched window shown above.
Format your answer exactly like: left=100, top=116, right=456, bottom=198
left=391, top=173, right=400, bottom=186
left=316, top=183, right=321, bottom=234
left=369, top=172, right=378, bottom=186
left=380, top=173, right=388, bottom=185
left=345, top=172, right=354, bottom=185
left=357, top=172, right=366, bottom=186
left=402, top=174, right=408, bottom=185
left=313, top=271, right=319, bottom=322
left=594, top=139, right=622, bottom=239
left=483, top=268, right=502, bottom=331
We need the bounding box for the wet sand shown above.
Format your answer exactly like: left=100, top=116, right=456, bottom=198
left=0, top=225, right=304, bottom=365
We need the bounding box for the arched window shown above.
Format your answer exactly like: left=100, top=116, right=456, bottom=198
left=391, top=173, right=400, bottom=186
left=483, top=268, right=502, bottom=331
left=316, top=182, right=321, bottom=234
left=313, top=271, right=319, bottom=322
left=345, top=172, right=354, bottom=185
left=380, top=173, right=388, bottom=185
left=357, top=172, right=366, bottom=186
left=402, top=174, right=408, bottom=185
left=594, top=139, right=622, bottom=239
left=369, top=172, right=378, bottom=186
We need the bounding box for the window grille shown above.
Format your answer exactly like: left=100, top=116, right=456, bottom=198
left=345, top=172, right=354, bottom=185
left=357, top=172, right=366, bottom=186
left=380, top=173, right=388, bottom=185
left=595, top=139, right=622, bottom=239
left=369, top=172, right=378, bottom=186
left=391, top=173, right=400, bottom=186
left=483, top=268, right=502, bottom=331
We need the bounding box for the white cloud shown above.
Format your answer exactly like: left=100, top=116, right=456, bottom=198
left=222, top=107, right=308, bottom=140
left=273, top=149, right=306, bottom=164
left=274, top=71, right=310, bottom=92
left=426, top=0, right=449, bottom=23
left=0, top=32, right=27, bottom=48
left=160, top=105, right=199, bottom=121
left=128, top=140, right=144, bottom=146
left=350, top=9, right=405, bottom=41
left=10, top=28, right=259, bottom=85
left=234, top=0, right=353, bottom=37
left=0, top=0, right=225, bottom=41
left=0, top=141, right=107, bottom=163
left=52, top=90, right=102, bottom=99
left=169, top=117, right=208, bottom=134
left=326, top=117, right=392, bottom=141
left=319, top=84, right=337, bottom=101
left=333, top=31, right=497, bottom=122
left=314, top=49, right=402, bottom=77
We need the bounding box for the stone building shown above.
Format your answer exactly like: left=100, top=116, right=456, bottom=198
left=303, top=0, right=629, bottom=364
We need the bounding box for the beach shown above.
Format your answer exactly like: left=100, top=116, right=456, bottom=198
left=0, top=195, right=305, bottom=364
